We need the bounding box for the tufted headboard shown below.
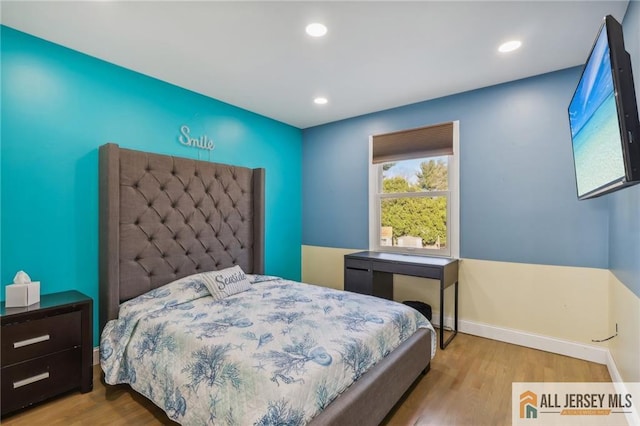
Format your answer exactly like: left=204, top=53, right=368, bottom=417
left=98, top=143, right=265, bottom=330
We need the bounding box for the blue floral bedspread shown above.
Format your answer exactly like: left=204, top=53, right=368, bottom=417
left=100, top=274, right=435, bottom=425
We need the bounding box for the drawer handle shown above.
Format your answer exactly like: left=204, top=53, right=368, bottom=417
left=13, top=334, right=51, bottom=348
left=13, top=372, right=50, bottom=389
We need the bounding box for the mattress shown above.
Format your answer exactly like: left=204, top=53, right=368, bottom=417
left=100, top=274, right=435, bottom=425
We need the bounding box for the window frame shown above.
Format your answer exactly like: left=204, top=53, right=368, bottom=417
left=368, top=120, right=460, bottom=259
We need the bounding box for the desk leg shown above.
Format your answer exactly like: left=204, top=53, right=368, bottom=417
left=440, top=280, right=459, bottom=349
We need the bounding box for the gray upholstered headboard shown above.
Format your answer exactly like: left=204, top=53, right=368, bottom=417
left=99, top=143, right=265, bottom=330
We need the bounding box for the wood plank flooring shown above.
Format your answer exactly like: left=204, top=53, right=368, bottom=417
left=1, top=333, right=610, bottom=426
left=381, top=333, right=610, bottom=425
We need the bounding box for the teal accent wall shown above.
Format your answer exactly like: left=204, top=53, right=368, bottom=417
left=0, top=26, right=302, bottom=344
left=0, top=41, right=2, bottom=289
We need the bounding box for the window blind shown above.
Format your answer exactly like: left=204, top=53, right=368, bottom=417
left=372, top=122, right=454, bottom=164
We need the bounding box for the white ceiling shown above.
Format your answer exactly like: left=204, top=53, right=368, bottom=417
left=1, top=1, right=630, bottom=129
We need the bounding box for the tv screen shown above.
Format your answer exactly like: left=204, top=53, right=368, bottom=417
left=568, top=15, right=640, bottom=200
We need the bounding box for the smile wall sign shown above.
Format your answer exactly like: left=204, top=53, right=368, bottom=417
left=178, top=125, right=215, bottom=151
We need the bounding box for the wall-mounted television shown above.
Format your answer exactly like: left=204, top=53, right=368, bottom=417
left=568, top=14, right=640, bottom=200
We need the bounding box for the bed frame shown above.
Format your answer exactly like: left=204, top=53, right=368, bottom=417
left=98, top=143, right=431, bottom=426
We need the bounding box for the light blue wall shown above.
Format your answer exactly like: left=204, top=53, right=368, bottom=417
left=608, top=1, right=640, bottom=298
left=1, top=26, right=302, bottom=343
left=303, top=68, right=609, bottom=269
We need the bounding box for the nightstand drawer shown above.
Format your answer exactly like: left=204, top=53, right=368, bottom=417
left=1, top=311, right=81, bottom=367
left=1, top=347, right=81, bottom=414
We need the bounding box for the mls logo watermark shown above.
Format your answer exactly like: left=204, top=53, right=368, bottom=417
left=520, top=390, right=538, bottom=419
left=512, top=382, right=640, bottom=425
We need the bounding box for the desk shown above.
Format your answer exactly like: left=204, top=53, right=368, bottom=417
left=344, top=251, right=459, bottom=349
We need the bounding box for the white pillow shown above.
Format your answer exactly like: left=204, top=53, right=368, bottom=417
left=201, top=265, right=251, bottom=300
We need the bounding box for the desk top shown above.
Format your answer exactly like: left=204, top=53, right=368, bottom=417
left=346, top=251, right=458, bottom=267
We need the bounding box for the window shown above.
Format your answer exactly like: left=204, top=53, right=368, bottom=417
left=369, top=122, right=459, bottom=258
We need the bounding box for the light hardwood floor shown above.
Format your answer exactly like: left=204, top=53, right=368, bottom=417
left=2, top=333, right=610, bottom=426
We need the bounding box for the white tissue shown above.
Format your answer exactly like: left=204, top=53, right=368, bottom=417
left=13, top=270, right=31, bottom=284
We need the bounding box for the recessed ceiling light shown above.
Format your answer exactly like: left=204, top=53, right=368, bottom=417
left=498, top=40, right=522, bottom=53
left=314, top=97, right=328, bottom=105
left=306, top=23, right=328, bottom=37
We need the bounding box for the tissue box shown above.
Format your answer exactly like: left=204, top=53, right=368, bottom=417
left=5, top=282, right=40, bottom=307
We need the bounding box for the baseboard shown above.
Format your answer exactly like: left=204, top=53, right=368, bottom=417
left=606, top=350, right=624, bottom=382
left=93, top=346, right=99, bottom=366
left=605, top=352, right=640, bottom=425
left=430, top=312, right=608, bottom=365
left=607, top=352, right=640, bottom=426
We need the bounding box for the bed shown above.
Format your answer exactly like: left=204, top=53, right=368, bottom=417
left=98, top=143, right=434, bottom=425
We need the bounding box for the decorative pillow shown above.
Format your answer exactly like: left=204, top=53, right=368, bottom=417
left=201, top=265, right=251, bottom=301
left=247, top=274, right=282, bottom=284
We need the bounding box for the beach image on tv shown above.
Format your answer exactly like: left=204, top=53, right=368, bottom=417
left=569, top=23, right=625, bottom=197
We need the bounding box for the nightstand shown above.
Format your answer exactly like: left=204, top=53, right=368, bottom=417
left=1, top=290, right=93, bottom=416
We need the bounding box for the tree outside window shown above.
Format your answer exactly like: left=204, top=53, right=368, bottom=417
left=379, top=157, right=449, bottom=253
